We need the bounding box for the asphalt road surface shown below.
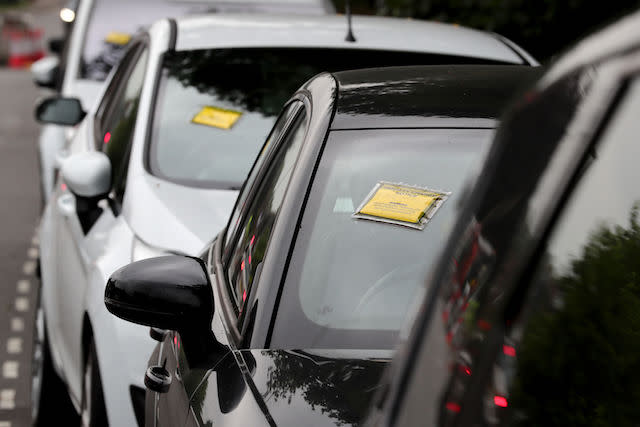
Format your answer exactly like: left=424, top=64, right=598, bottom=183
left=0, top=1, right=65, bottom=425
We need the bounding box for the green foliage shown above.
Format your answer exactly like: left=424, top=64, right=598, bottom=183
left=336, top=0, right=640, bottom=60
left=511, top=206, right=640, bottom=426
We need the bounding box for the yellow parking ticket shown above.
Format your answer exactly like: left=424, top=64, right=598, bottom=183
left=192, top=106, right=242, bottom=130
left=104, top=32, right=131, bottom=46
left=353, top=182, right=450, bottom=230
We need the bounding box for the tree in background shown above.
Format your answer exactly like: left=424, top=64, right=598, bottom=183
left=334, top=0, right=640, bottom=61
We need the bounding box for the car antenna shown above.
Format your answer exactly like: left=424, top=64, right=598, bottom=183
left=345, top=0, right=356, bottom=42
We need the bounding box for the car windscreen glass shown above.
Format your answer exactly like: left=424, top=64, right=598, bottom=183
left=79, top=0, right=209, bottom=81
left=149, top=48, right=506, bottom=190
left=272, top=128, right=493, bottom=350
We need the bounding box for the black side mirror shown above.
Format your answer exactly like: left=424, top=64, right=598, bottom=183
left=48, top=37, right=64, bottom=55
left=35, top=96, right=85, bottom=126
left=105, top=255, right=214, bottom=332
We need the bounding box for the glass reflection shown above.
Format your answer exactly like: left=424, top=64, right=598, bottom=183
left=493, top=205, right=640, bottom=426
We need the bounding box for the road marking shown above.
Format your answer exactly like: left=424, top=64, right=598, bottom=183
left=14, top=297, right=28, bottom=312
left=10, top=318, right=24, bottom=333
left=16, top=279, right=30, bottom=294
left=2, top=362, right=18, bottom=379
left=0, top=421, right=11, bottom=427
left=6, top=338, right=22, bottom=355
left=22, top=260, right=36, bottom=276
left=0, top=390, right=15, bottom=410
left=27, top=247, right=38, bottom=259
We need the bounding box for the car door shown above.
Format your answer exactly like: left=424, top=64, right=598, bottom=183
left=146, top=100, right=304, bottom=427
left=380, top=59, right=640, bottom=427
left=168, top=104, right=309, bottom=427
left=454, top=70, right=640, bottom=427
left=52, top=41, right=148, bottom=398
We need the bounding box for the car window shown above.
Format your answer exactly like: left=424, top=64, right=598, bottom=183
left=226, top=111, right=307, bottom=314
left=147, top=48, right=506, bottom=191
left=223, top=102, right=302, bottom=258
left=471, top=76, right=640, bottom=426
left=94, top=43, right=141, bottom=149
left=378, top=70, right=597, bottom=427
left=78, top=0, right=207, bottom=81
left=99, top=46, right=148, bottom=207
left=271, top=128, right=493, bottom=350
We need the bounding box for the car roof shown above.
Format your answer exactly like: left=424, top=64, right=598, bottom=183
left=329, top=65, right=543, bottom=129
left=174, top=14, right=527, bottom=65
left=170, top=0, right=334, bottom=14
left=541, top=9, right=640, bottom=86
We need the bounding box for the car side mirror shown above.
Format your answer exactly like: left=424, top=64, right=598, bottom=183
left=35, top=96, right=85, bottom=126
left=48, top=37, right=64, bottom=55
left=61, top=152, right=111, bottom=233
left=105, top=255, right=214, bottom=332
left=61, top=151, right=111, bottom=199
left=31, top=56, right=60, bottom=89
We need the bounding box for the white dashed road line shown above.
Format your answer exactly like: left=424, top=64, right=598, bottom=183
left=6, top=339, right=21, bottom=356
left=27, top=247, right=38, bottom=259
left=1, top=362, right=18, bottom=380
left=9, top=318, right=23, bottom=333
left=14, top=298, right=28, bottom=313
left=22, top=261, right=36, bottom=276
left=16, top=280, right=30, bottom=294
left=0, top=230, right=39, bottom=426
left=0, top=389, right=15, bottom=410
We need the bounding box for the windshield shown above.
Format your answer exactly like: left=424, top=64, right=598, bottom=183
left=271, top=128, right=493, bottom=350
left=79, top=0, right=209, bottom=81
left=149, top=48, right=506, bottom=189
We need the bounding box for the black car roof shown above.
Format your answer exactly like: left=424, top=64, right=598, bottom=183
left=330, top=65, right=542, bottom=130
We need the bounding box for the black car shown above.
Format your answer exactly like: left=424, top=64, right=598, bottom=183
left=104, top=65, right=539, bottom=426
left=369, top=10, right=640, bottom=427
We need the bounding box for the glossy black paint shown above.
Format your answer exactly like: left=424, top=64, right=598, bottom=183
left=34, top=96, right=86, bottom=126
left=104, top=255, right=213, bottom=332
left=215, top=74, right=337, bottom=350
left=371, top=10, right=640, bottom=427
left=141, top=65, right=540, bottom=426
left=144, top=366, right=172, bottom=394
left=182, top=349, right=389, bottom=427
left=331, top=65, right=542, bottom=130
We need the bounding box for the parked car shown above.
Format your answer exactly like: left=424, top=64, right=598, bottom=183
left=30, top=0, right=338, bottom=206
left=103, top=64, right=540, bottom=426
left=32, top=11, right=538, bottom=427
left=367, top=9, right=640, bottom=427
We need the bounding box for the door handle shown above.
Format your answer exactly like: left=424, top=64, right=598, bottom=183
left=56, top=193, right=75, bottom=218
left=145, top=365, right=172, bottom=394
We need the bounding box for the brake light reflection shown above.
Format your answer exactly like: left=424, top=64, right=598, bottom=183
left=104, top=132, right=111, bottom=144
left=445, top=402, right=461, bottom=413
left=503, top=345, right=516, bottom=357
left=494, top=396, right=508, bottom=408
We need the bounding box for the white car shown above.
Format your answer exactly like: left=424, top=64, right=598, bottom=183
left=33, top=13, right=537, bottom=427
left=30, top=0, right=336, bottom=206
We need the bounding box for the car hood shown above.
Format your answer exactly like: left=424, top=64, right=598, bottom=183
left=191, top=349, right=390, bottom=426
left=124, top=173, right=238, bottom=255
left=250, top=349, right=390, bottom=426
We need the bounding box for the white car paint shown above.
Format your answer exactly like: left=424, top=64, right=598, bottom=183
left=36, top=0, right=336, bottom=204
left=177, top=14, right=536, bottom=65
left=38, top=13, right=538, bottom=427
